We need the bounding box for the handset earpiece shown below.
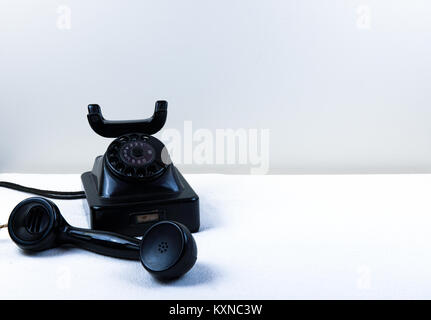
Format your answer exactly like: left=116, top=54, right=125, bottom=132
left=7, top=197, right=197, bottom=280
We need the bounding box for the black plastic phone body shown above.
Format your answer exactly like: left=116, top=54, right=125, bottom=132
left=81, top=102, right=200, bottom=236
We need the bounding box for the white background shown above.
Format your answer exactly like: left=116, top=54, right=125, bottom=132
left=0, top=0, right=431, bottom=174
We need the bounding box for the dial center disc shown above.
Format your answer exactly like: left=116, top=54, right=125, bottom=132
left=132, top=146, right=144, bottom=157
left=120, top=141, right=155, bottom=167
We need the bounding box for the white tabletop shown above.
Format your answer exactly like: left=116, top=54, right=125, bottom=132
left=1, top=173, right=430, bottom=299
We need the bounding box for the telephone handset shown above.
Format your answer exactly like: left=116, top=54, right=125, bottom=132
left=81, top=101, right=200, bottom=237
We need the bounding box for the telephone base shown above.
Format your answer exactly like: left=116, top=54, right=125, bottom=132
left=81, top=167, right=200, bottom=237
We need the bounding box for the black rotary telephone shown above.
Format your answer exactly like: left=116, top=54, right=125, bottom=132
left=82, top=101, right=200, bottom=236
left=0, top=101, right=200, bottom=280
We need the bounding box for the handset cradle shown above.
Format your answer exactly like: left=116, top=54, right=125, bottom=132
left=87, top=101, right=168, bottom=138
